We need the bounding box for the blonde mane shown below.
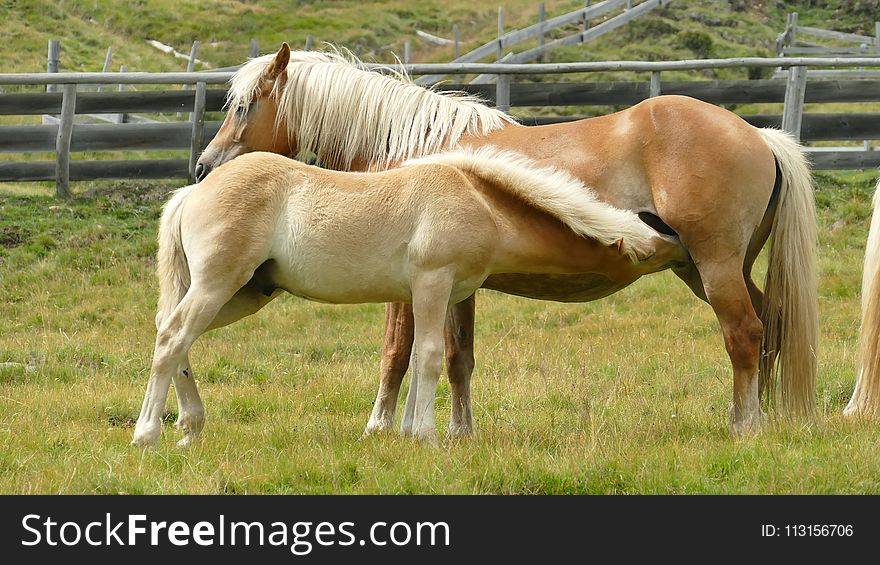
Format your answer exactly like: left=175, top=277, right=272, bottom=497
left=226, top=49, right=516, bottom=170
left=407, top=148, right=654, bottom=262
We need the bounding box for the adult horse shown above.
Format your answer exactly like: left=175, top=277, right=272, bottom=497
left=194, top=43, right=818, bottom=437
left=133, top=149, right=685, bottom=446
left=846, top=179, right=880, bottom=418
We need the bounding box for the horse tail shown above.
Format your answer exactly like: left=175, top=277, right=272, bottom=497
left=755, top=128, right=819, bottom=418
left=155, top=184, right=196, bottom=329
left=845, top=178, right=880, bottom=417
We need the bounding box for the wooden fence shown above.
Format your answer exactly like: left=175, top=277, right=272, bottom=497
left=416, top=0, right=666, bottom=84
left=3, top=57, right=880, bottom=196
left=774, top=13, right=880, bottom=79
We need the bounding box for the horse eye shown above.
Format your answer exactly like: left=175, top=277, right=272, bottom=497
left=235, top=104, right=248, bottom=118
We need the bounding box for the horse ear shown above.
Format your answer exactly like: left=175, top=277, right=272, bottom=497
left=266, top=42, right=291, bottom=80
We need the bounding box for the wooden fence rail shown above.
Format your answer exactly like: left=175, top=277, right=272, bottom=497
left=4, top=56, right=880, bottom=193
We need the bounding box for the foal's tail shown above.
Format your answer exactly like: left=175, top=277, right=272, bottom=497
left=757, top=128, right=819, bottom=418
left=845, top=178, right=880, bottom=417
left=155, top=184, right=195, bottom=329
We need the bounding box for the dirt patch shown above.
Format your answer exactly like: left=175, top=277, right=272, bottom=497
left=80, top=180, right=176, bottom=205
left=0, top=226, right=28, bottom=249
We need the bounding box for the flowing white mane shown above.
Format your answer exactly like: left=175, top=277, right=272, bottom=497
left=226, top=49, right=516, bottom=170
left=407, top=148, right=655, bottom=261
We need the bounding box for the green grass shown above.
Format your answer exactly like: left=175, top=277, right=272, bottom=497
left=1, top=173, right=879, bottom=494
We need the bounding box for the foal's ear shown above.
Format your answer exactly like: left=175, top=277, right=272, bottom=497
left=266, top=42, right=291, bottom=80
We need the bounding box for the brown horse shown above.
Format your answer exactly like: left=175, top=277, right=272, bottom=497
left=195, top=43, right=818, bottom=437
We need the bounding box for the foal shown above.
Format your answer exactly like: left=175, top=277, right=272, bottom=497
left=132, top=149, right=687, bottom=446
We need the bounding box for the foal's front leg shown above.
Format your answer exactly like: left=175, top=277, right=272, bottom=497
left=409, top=268, right=456, bottom=444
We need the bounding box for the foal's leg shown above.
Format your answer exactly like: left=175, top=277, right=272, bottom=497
left=171, top=283, right=279, bottom=447
left=132, top=285, right=235, bottom=447
left=365, top=303, right=415, bottom=435
left=172, top=353, right=205, bottom=448
left=409, top=268, right=456, bottom=444
left=445, top=293, right=476, bottom=438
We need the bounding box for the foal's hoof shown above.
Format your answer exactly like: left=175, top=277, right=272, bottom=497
left=176, top=434, right=199, bottom=448
left=415, top=430, right=439, bottom=447
left=131, top=427, right=161, bottom=448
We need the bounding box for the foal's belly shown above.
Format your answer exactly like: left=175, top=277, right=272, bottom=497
left=482, top=273, right=638, bottom=303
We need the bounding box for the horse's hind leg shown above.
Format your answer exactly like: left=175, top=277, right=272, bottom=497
left=445, top=293, right=475, bottom=438
left=132, top=283, right=238, bottom=447
left=365, top=303, right=415, bottom=435
left=696, top=261, right=765, bottom=436
left=172, top=279, right=281, bottom=447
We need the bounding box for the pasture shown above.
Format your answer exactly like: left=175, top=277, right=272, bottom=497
left=1, top=171, right=879, bottom=494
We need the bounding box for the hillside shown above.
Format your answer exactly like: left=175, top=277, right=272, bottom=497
left=2, top=1, right=879, bottom=77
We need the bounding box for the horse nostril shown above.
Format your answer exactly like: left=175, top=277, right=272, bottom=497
left=194, top=162, right=207, bottom=182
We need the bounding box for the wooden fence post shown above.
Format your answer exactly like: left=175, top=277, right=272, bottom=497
left=404, top=40, right=411, bottom=64
left=97, top=47, right=113, bottom=93
left=116, top=65, right=128, bottom=124
left=186, top=41, right=200, bottom=72
left=496, top=74, right=510, bottom=112
left=875, top=21, right=880, bottom=51
left=453, top=24, right=460, bottom=58
left=497, top=7, right=504, bottom=60
left=189, top=81, right=207, bottom=182
left=249, top=38, right=259, bottom=58
left=583, top=1, right=591, bottom=38
left=305, top=35, right=314, bottom=51
left=55, top=83, right=76, bottom=198
left=649, top=70, right=662, bottom=97
left=782, top=65, right=807, bottom=141
left=47, top=40, right=60, bottom=93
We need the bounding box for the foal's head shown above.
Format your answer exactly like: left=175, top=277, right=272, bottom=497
left=195, top=43, right=294, bottom=182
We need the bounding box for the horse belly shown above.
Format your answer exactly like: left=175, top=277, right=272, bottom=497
left=482, top=273, right=637, bottom=303
left=275, top=260, right=412, bottom=304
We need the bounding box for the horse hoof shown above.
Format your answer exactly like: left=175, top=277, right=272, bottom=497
left=363, top=417, right=394, bottom=437
left=176, top=435, right=197, bottom=448
left=131, top=429, right=161, bottom=448
left=415, top=430, right=439, bottom=446
left=446, top=424, right=474, bottom=440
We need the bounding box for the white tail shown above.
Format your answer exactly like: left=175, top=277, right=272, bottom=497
left=756, top=128, right=819, bottom=417
left=845, top=179, right=880, bottom=417
left=155, top=185, right=195, bottom=328
left=408, top=147, right=661, bottom=262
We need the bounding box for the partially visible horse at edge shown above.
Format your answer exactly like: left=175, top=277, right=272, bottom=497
left=192, top=42, right=819, bottom=438
left=847, top=179, right=880, bottom=418
left=132, top=149, right=686, bottom=447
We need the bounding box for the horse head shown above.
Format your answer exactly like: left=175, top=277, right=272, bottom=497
left=195, top=43, right=294, bottom=182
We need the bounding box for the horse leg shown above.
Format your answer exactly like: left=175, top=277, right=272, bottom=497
left=696, top=262, right=765, bottom=436
left=172, top=281, right=280, bottom=447
left=365, top=303, right=414, bottom=435
left=445, top=293, right=475, bottom=438
left=409, top=267, right=456, bottom=444
left=132, top=283, right=238, bottom=447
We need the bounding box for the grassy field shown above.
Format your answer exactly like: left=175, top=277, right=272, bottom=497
left=1, top=169, right=879, bottom=494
